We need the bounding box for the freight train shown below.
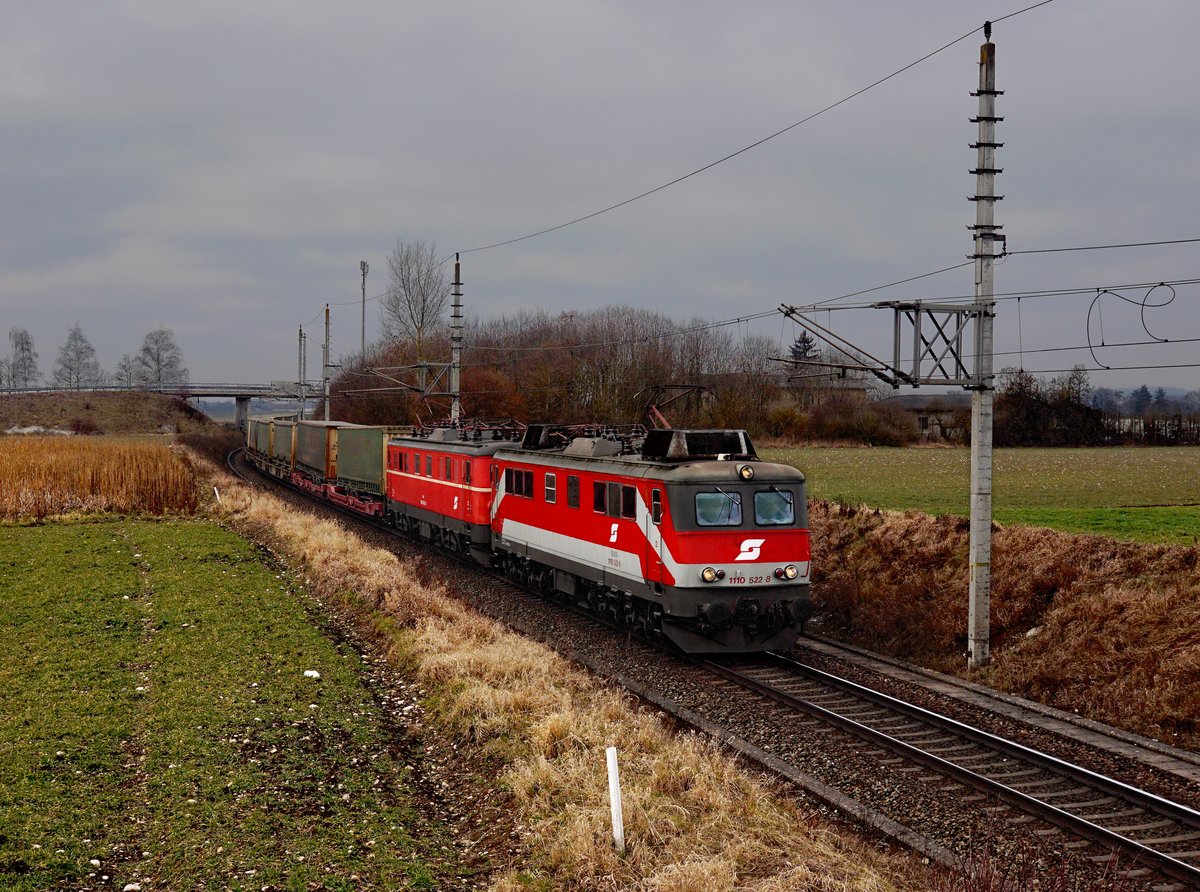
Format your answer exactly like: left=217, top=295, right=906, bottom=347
left=244, top=418, right=812, bottom=653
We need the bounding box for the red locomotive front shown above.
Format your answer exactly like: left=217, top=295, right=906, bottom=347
left=490, top=427, right=811, bottom=652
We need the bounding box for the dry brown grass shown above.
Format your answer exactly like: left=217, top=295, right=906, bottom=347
left=0, top=436, right=198, bottom=520
left=810, top=500, right=1200, bottom=750
left=191, top=451, right=922, bottom=892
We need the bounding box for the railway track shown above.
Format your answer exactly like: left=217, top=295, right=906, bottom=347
left=704, top=652, right=1200, bottom=888
left=226, top=446, right=1200, bottom=888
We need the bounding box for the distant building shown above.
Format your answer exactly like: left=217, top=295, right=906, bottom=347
left=879, top=393, right=971, bottom=441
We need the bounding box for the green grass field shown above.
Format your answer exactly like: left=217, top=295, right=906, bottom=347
left=0, top=519, right=467, bottom=891
left=762, top=446, right=1200, bottom=545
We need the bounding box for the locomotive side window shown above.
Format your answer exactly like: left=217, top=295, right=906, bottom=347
left=505, top=468, right=534, bottom=498
left=593, top=482, right=606, bottom=512
left=545, top=473, right=557, bottom=504
left=464, top=461, right=472, bottom=484
left=651, top=489, right=662, bottom=525
left=567, top=475, right=580, bottom=508
left=754, top=489, right=795, bottom=526
left=425, top=455, right=432, bottom=477
left=695, top=491, right=743, bottom=527
left=607, top=482, right=621, bottom=517
left=620, top=485, right=636, bottom=519
left=444, top=457, right=453, bottom=480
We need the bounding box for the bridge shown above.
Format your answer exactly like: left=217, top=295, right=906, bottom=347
left=0, top=382, right=321, bottom=428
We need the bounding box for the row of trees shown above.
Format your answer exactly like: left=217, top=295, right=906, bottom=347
left=1091, top=384, right=1200, bottom=416
left=993, top=367, right=1200, bottom=446
left=332, top=239, right=1199, bottom=446
left=334, top=302, right=786, bottom=429
left=0, top=325, right=189, bottom=391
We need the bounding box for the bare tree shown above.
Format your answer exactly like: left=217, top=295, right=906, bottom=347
left=52, top=323, right=102, bottom=390
left=9, top=327, right=39, bottom=388
left=135, top=327, right=189, bottom=389
left=380, top=241, right=450, bottom=360
left=113, top=353, right=137, bottom=388
left=0, top=357, right=9, bottom=388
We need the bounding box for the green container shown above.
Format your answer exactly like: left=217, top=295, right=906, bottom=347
left=336, top=426, right=406, bottom=495
left=296, top=421, right=339, bottom=478
left=251, top=419, right=271, bottom=455
left=271, top=421, right=295, bottom=467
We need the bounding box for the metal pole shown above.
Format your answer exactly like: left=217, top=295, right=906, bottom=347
left=360, top=260, right=369, bottom=357
left=301, top=329, right=308, bottom=421
left=968, top=24, right=1000, bottom=668
left=450, top=253, right=463, bottom=423
left=323, top=303, right=331, bottom=422
left=298, top=326, right=304, bottom=420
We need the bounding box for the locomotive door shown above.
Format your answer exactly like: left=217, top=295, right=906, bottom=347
left=644, top=487, right=664, bottom=586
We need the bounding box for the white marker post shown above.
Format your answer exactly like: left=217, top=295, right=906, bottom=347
left=213, top=486, right=221, bottom=504
left=606, top=746, right=625, bottom=854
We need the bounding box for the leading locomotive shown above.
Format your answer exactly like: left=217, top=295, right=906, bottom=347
left=245, top=418, right=812, bottom=654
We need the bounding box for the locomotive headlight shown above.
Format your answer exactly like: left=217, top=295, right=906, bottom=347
left=701, top=567, right=719, bottom=583
left=737, top=464, right=755, bottom=480
left=783, top=564, right=799, bottom=580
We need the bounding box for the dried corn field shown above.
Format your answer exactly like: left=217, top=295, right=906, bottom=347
left=0, top=436, right=198, bottom=520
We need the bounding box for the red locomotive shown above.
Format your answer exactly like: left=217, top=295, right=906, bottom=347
left=246, top=419, right=811, bottom=653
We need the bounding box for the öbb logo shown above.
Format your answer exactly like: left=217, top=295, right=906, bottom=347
left=735, top=538, right=766, bottom=561
left=609, top=523, right=619, bottom=543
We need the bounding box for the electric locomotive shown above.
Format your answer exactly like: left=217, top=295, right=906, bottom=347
left=487, top=424, right=811, bottom=652
left=244, top=418, right=812, bottom=653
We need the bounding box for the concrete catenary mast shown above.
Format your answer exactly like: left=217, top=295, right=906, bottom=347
left=968, top=23, right=1002, bottom=667
left=450, top=254, right=463, bottom=423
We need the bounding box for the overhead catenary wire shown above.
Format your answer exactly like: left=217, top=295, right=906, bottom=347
left=313, top=243, right=1200, bottom=368
left=1006, top=236, right=1200, bottom=256
left=452, top=1, right=1056, bottom=258
left=450, top=268, right=1200, bottom=361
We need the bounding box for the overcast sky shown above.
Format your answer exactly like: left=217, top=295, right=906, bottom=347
left=3, top=0, right=1199, bottom=394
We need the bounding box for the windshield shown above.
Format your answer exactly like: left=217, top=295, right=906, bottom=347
left=754, top=489, right=795, bottom=526
left=695, top=491, right=742, bottom=526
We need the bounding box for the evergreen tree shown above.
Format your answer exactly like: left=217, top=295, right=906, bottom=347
left=1130, top=385, right=1153, bottom=415
left=789, top=331, right=818, bottom=363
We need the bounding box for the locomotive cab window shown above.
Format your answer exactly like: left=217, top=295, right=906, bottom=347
left=754, top=489, right=795, bottom=526
left=651, top=489, right=662, bottom=525
left=607, top=482, right=621, bottom=517
left=695, top=491, right=742, bottom=527
left=545, top=472, right=557, bottom=504
left=620, top=485, right=636, bottom=519
left=464, top=461, right=471, bottom=484
left=567, top=475, right=580, bottom=508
